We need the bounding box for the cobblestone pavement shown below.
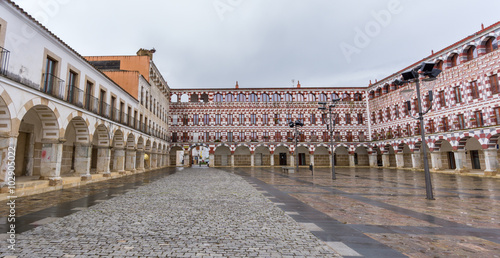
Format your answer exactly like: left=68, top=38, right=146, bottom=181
left=1, top=168, right=339, bottom=257
left=231, top=167, right=500, bottom=257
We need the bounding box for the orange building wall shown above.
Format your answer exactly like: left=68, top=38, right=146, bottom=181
left=102, top=70, right=140, bottom=100
left=85, top=55, right=151, bottom=82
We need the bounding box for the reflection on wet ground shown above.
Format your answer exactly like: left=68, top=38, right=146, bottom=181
left=231, top=167, right=500, bottom=257
left=0, top=168, right=178, bottom=234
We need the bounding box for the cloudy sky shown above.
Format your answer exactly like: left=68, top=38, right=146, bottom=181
left=14, top=0, right=500, bottom=89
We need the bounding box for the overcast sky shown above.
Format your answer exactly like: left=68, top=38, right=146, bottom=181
left=14, top=0, right=500, bottom=89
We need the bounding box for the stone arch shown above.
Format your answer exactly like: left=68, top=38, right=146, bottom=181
left=234, top=145, right=251, bottom=166
left=334, top=145, right=349, bottom=166
left=274, top=145, right=290, bottom=166
left=14, top=104, right=61, bottom=178
left=254, top=145, right=270, bottom=166
left=137, top=136, right=144, bottom=150
left=126, top=133, right=135, bottom=149
left=61, top=116, right=91, bottom=174
left=398, top=143, right=413, bottom=168
left=461, top=136, right=484, bottom=170
left=214, top=145, right=231, bottom=166
left=145, top=139, right=152, bottom=152
left=384, top=144, right=396, bottom=167
left=0, top=91, right=13, bottom=134
left=111, top=129, right=125, bottom=148
left=190, top=143, right=209, bottom=166
left=434, top=139, right=456, bottom=170
left=296, top=145, right=309, bottom=166
left=169, top=145, right=184, bottom=166
left=89, top=124, right=110, bottom=173
left=314, top=145, right=330, bottom=166
left=354, top=146, right=369, bottom=166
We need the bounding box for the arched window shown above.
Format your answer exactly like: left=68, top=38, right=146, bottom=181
left=171, top=94, right=178, bottom=103
left=272, top=93, right=281, bottom=102
left=285, top=93, right=293, bottom=102
left=319, top=93, right=327, bottom=102
left=435, top=60, right=443, bottom=70
left=485, top=37, right=499, bottom=53
left=450, top=53, right=460, bottom=67
left=249, top=93, right=257, bottom=102
left=383, top=84, right=389, bottom=94
left=200, top=93, right=209, bottom=102
left=237, top=93, right=246, bottom=102
left=466, top=46, right=478, bottom=61
left=225, top=93, right=234, bottom=102
left=331, top=93, right=339, bottom=100
left=190, top=94, right=199, bottom=102
left=354, top=93, right=362, bottom=101
left=215, top=93, right=223, bottom=102
left=308, top=93, right=316, bottom=102
left=180, top=94, right=189, bottom=102
left=296, top=93, right=304, bottom=102
left=343, top=93, right=350, bottom=101
left=369, top=91, right=374, bottom=99
left=262, top=93, right=269, bottom=102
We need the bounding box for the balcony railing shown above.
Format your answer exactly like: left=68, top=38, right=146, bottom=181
left=0, top=47, right=10, bottom=76
left=42, top=73, right=65, bottom=100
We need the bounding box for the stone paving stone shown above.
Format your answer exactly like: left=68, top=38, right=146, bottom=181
left=0, top=168, right=340, bottom=257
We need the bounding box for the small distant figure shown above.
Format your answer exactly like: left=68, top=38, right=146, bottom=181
left=309, top=163, right=313, bottom=175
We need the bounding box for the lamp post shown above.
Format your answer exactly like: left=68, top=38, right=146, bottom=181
left=398, top=62, right=441, bottom=200
left=289, top=120, right=304, bottom=172
left=318, top=98, right=341, bottom=180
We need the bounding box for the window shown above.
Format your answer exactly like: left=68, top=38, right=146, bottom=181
left=67, top=70, right=78, bottom=104
left=237, top=93, right=246, bottom=102
left=485, top=37, right=499, bottom=54
left=450, top=53, right=459, bottom=67
left=286, top=114, right=292, bottom=123
left=357, top=113, right=363, bottom=124
left=172, top=115, right=178, bottom=125
left=308, top=93, right=316, bottom=102
left=474, top=111, right=483, bottom=127
left=457, top=114, right=465, bottom=130
left=385, top=108, right=390, bottom=120
left=85, top=81, right=93, bottom=111
left=228, top=114, right=233, bottom=125
left=298, top=114, right=304, bottom=123
left=215, top=93, right=223, bottom=102
left=263, top=114, right=268, bottom=125
left=311, top=113, right=316, bottom=124
left=262, top=93, right=269, bottom=102
left=439, top=91, right=446, bottom=107
left=331, top=93, right=339, bottom=100
left=226, top=93, right=233, bottom=102
left=467, top=46, right=478, bottom=61
left=215, top=132, right=221, bottom=141
left=347, top=132, right=352, bottom=142
left=274, top=114, right=280, bottom=124
left=193, top=114, right=199, bottom=125
left=263, top=132, right=269, bottom=142
left=215, top=114, right=221, bottom=125
left=454, top=86, right=462, bottom=103
left=346, top=114, right=351, bottom=124
left=239, top=114, right=245, bottom=124
left=251, top=114, right=256, bottom=124
left=205, top=132, right=210, bottom=142
left=495, top=107, right=500, bottom=125
left=172, top=132, right=178, bottom=142
left=240, top=132, right=245, bottom=141
left=442, top=117, right=449, bottom=131
left=471, top=81, right=479, bottom=99
left=249, top=93, right=257, bottom=102
left=183, top=114, right=188, bottom=125
left=428, top=119, right=435, bottom=133
left=335, top=132, right=341, bottom=141
left=287, top=132, right=293, bottom=142
left=354, top=93, right=362, bottom=101
left=359, top=132, right=365, bottom=141
left=99, top=89, right=106, bottom=116
left=43, top=56, right=58, bottom=94
left=275, top=131, right=281, bottom=141
left=183, top=132, right=189, bottom=142
left=490, top=74, right=499, bottom=94
left=251, top=132, right=257, bottom=141
left=394, top=104, right=399, bottom=118
left=323, top=131, right=329, bottom=141
left=319, top=93, right=327, bottom=102
left=296, top=94, right=304, bottom=101
left=272, top=93, right=281, bottom=102
left=228, top=132, right=233, bottom=142
left=285, top=93, right=293, bottom=102
left=321, top=113, right=327, bottom=124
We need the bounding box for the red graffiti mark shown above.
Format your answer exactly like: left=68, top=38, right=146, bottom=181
left=41, top=150, right=46, bottom=158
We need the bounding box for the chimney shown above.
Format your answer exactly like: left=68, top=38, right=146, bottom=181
left=235, top=81, right=239, bottom=89
left=481, top=23, right=484, bottom=30
left=136, top=48, right=156, bottom=59
left=297, top=80, right=301, bottom=88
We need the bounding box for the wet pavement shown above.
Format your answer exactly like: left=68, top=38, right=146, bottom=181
left=229, top=167, right=500, bottom=257
left=0, top=166, right=499, bottom=257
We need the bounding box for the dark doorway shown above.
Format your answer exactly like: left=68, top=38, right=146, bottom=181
left=279, top=153, right=287, bottom=165
left=298, top=153, right=306, bottom=165
left=71, top=145, right=76, bottom=170
left=91, top=146, right=98, bottom=170
left=447, top=152, right=456, bottom=169
left=354, top=153, right=358, bottom=165
left=470, top=150, right=480, bottom=169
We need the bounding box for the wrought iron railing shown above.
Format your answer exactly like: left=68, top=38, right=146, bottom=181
left=0, top=47, right=10, bottom=75
left=42, top=73, right=65, bottom=100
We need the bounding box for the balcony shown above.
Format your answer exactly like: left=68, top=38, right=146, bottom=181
left=42, top=73, right=65, bottom=100
left=0, top=47, right=10, bottom=76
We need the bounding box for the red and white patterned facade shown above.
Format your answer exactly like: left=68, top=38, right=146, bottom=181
left=169, top=22, right=500, bottom=176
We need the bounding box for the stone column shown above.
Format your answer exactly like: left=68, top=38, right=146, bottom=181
left=0, top=136, right=17, bottom=182
left=270, top=153, right=275, bottom=166
left=483, top=149, right=498, bottom=176
left=395, top=153, right=404, bottom=168
left=97, top=146, right=111, bottom=177
left=125, top=148, right=137, bottom=172
left=382, top=154, right=390, bottom=167
left=136, top=150, right=145, bottom=172
left=151, top=152, right=158, bottom=168
left=74, top=143, right=91, bottom=180
left=309, top=154, right=314, bottom=166
left=368, top=153, right=378, bottom=167
left=250, top=153, right=255, bottom=167
left=290, top=153, right=295, bottom=167
left=412, top=152, right=421, bottom=169
left=113, top=147, right=126, bottom=174
left=231, top=154, right=235, bottom=167
left=349, top=154, right=355, bottom=167
left=430, top=152, right=442, bottom=171
left=454, top=150, right=467, bottom=172
left=209, top=154, right=215, bottom=167
left=183, top=152, right=190, bottom=168
left=40, top=140, right=64, bottom=184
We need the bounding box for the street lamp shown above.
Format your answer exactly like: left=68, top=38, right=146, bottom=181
left=397, top=62, right=441, bottom=200
left=289, top=120, right=304, bottom=172
left=318, top=97, right=341, bottom=180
